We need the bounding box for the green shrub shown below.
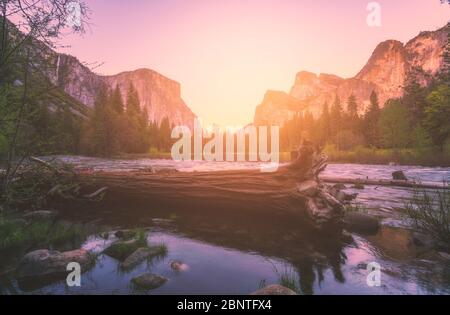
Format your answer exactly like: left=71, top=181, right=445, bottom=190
left=405, top=185, right=450, bottom=245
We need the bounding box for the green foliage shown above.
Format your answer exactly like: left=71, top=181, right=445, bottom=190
left=153, top=242, right=168, bottom=257
left=0, top=214, right=87, bottom=251
left=270, top=263, right=301, bottom=294
left=80, top=83, right=174, bottom=157
left=335, top=130, right=365, bottom=151
left=405, top=185, right=450, bottom=245
left=378, top=99, right=412, bottom=149
left=280, top=64, right=450, bottom=167
left=323, top=145, right=450, bottom=166
left=423, top=84, right=450, bottom=151
left=363, top=91, right=381, bottom=147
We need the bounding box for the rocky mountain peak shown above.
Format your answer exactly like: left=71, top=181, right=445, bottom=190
left=52, top=54, right=196, bottom=127
left=254, top=23, right=449, bottom=126
left=254, top=90, right=307, bottom=126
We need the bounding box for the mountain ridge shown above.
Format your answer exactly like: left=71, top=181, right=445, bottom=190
left=52, top=53, right=196, bottom=127
left=254, top=23, right=449, bottom=126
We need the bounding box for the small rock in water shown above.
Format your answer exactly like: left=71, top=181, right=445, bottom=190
left=121, top=247, right=164, bottom=270
left=251, top=285, right=298, bottom=295
left=392, top=171, right=408, bottom=181
left=17, top=249, right=94, bottom=289
left=170, top=260, right=189, bottom=272
left=131, top=273, right=168, bottom=290
left=104, top=239, right=142, bottom=261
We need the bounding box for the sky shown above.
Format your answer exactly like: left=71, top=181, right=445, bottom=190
left=60, top=0, right=450, bottom=127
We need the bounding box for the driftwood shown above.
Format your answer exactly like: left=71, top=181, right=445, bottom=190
left=77, top=141, right=344, bottom=230
left=321, top=177, right=449, bottom=190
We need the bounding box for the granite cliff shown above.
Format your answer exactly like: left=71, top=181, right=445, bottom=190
left=254, top=24, right=449, bottom=126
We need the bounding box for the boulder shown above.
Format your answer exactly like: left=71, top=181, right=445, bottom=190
left=344, top=212, right=380, bottom=235
left=131, top=273, right=168, bottom=290
left=17, top=249, right=94, bottom=288
left=392, top=171, right=407, bottom=181
left=251, top=284, right=298, bottom=295
left=121, top=247, right=163, bottom=270
left=104, top=239, right=143, bottom=261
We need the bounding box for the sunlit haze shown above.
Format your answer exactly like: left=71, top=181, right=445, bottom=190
left=60, top=0, right=450, bottom=127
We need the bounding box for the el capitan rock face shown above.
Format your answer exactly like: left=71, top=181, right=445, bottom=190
left=103, top=69, right=195, bottom=127
left=254, top=24, right=449, bottom=126
left=52, top=55, right=196, bottom=127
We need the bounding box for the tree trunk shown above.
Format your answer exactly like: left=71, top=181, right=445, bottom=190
left=77, top=141, right=344, bottom=230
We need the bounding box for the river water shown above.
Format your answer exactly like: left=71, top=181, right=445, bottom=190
left=1, top=157, right=449, bottom=295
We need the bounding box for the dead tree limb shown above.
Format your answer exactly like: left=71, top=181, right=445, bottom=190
left=321, top=177, right=449, bottom=190
left=76, top=141, right=343, bottom=230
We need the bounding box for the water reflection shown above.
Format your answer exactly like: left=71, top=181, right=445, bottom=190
left=1, top=158, right=449, bottom=295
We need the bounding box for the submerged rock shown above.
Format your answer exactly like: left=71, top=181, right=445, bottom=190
left=17, top=249, right=94, bottom=289
left=121, top=247, right=164, bottom=270
left=251, top=284, right=298, bottom=295
left=344, top=212, right=380, bottom=235
left=131, top=273, right=168, bottom=290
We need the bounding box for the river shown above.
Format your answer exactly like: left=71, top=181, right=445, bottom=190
left=1, top=157, right=449, bottom=295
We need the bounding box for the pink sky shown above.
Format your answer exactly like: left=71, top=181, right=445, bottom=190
left=60, top=0, right=450, bottom=126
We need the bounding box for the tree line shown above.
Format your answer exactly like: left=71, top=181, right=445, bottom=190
left=280, top=50, right=450, bottom=154
left=80, top=84, right=173, bottom=156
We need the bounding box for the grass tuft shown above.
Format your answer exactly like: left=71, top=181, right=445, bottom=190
left=405, top=184, right=450, bottom=246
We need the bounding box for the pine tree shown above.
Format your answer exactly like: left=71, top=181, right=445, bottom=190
left=363, top=91, right=381, bottom=147
left=110, top=85, right=124, bottom=114
left=330, top=95, right=343, bottom=148
left=318, top=102, right=331, bottom=145
left=158, top=117, right=172, bottom=151
left=347, top=95, right=358, bottom=119
left=345, top=95, right=359, bottom=132
left=126, top=83, right=140, bottom=115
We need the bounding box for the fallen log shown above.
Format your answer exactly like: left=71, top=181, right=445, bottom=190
left=320, top=177, right=449, bottom=190
left=76, top=141, right=343, bottom=230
